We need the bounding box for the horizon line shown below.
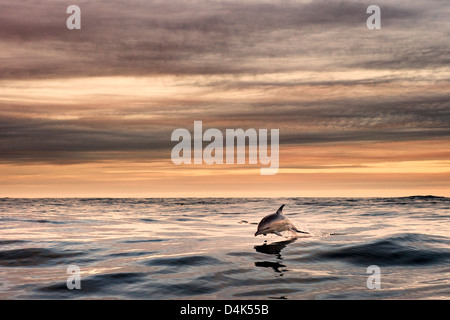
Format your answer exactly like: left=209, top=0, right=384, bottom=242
left=1, top=194, right=446, bottom=199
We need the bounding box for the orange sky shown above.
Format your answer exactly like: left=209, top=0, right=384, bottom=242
left=1, top=139, right=449, bottom=197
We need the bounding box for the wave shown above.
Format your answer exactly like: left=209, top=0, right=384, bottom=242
left=145, top=255, right=221, bottom=268
left=0, top=247, right=85, bottom=267
left=301, top=233, right=450, bottom=267
left=36, top=272, right=148, bottom=296
left=0, top=218, right=69, bottom=224
left=0, top=240, right=27, bottom=246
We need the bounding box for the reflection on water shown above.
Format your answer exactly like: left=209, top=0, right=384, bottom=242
left=0, top=197, right=449, bottom=299
left=255, top=238, right=298, bottom=258
left=254, top=261, right=287, bottom=273
left=254, top=239, right=297, bottom=274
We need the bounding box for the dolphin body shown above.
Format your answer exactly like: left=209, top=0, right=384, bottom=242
left=255, top=204, right=309, bottom=237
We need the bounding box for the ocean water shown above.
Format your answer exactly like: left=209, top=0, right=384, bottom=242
left=0, top=197, right=449, bottom=300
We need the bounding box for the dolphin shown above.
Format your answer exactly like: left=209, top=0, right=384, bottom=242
left=255, top=204, right=309, bottom=237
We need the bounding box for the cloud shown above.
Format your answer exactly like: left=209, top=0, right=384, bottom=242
left=0, top=0, right=447, bottom=79
left=0, top=0, right=449, bottom=166
left=1, top=89, right=448, bottom=164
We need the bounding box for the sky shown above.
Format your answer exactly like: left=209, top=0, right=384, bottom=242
left=0, top=0, right=449, bottom=197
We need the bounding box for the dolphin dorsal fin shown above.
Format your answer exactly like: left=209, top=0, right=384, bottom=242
left=276, top=204, right=285, bottom=214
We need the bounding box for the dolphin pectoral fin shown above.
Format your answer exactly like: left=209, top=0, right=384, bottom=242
left=274, top=231, right=283, bottom=236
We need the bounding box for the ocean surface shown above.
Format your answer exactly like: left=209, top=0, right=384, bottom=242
left=0, top=197, right=449, bottom=300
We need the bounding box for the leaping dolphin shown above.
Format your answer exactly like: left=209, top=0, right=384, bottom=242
left=255, top=204, right=309, bottom=237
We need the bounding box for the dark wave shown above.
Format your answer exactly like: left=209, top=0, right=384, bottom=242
left=0, top=240, right=27, bottom=246
left=304, top=233, right=450, bottom=267
left=120, top=239, right=167, bottom=244
left=152, top=281, right=219, bottom=297
left=402, top=195, right=449, bottom=200
left=36, top=272, right=147, bottom=296
left=145, top=255, right=221, bottom=267
left=106, top=251, right=158, bottom=258
left=0, top=218, right=68, bottom=224
left=0, top=248, right=84, bottom=267
left=28, top=219, right=67, bottom=225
